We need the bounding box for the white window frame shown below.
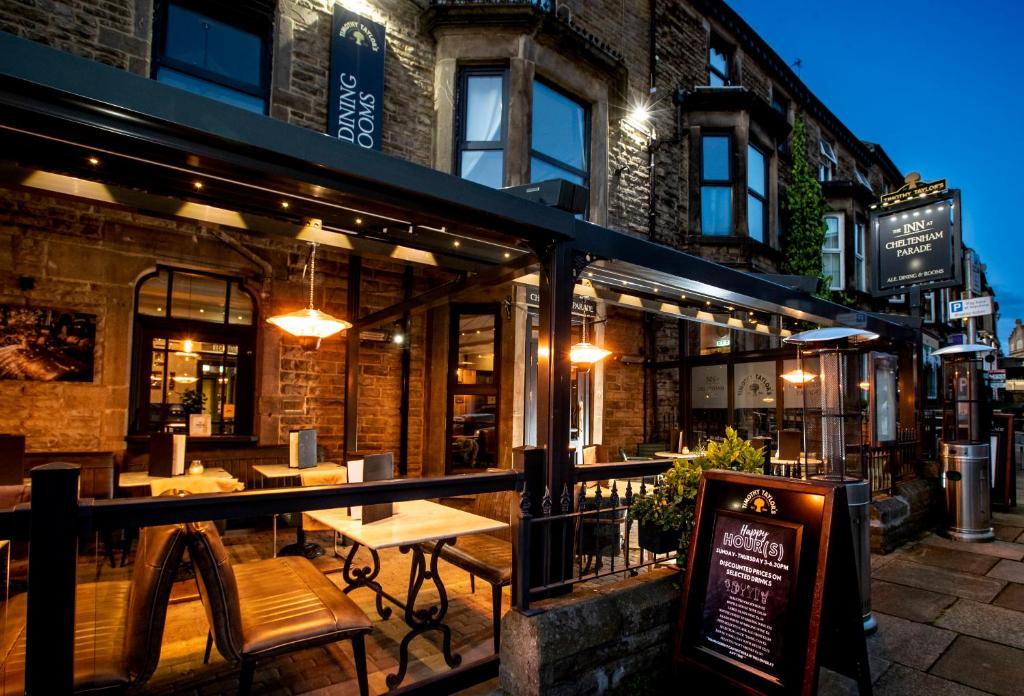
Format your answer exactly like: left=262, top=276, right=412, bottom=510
left=923, top=291, right=936, bottom=323
left=819, top=139, right=837, bottom=182
left=822, top=213, right=845, bottom=291
left=855, top=168, right=873, bottom=192
left=853, top=220, right=866, bottom=291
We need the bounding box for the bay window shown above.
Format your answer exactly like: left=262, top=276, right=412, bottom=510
left=854, top=219, right=866, bottom=291
left=530, top=80, right=589, bottom=188
left=701, top=134, right=732, bottom=235
left=747, top=144, right=767, bottom=243
left=822, top=214, right=844, bottom=290
left=456, top=68, right=508, bottom=188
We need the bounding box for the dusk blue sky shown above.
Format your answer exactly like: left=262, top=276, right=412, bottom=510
left=725, top=0, right=1023, bottom=348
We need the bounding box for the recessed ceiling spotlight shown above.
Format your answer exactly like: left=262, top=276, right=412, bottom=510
left=453, top=240, right=460, bottom=247
left=355, top=217, right=363, bottom=224
left=280, top=200, right=290, bottom=209
left=193, top=180, right=204, bottom=190
left=87, top=156, right=100, bottom=166
left=503, top=252, right=511, bottom=258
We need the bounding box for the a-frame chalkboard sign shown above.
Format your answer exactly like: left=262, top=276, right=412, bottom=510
left=675, top=471, right=871, bottom=695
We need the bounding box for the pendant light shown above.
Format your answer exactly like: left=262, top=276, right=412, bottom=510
left=569, top=312, right=611, bottom=365
left=267, top=241, right=351, bottom=345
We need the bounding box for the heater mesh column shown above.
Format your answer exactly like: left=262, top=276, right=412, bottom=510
left=819, top=350, right=846, bottom=478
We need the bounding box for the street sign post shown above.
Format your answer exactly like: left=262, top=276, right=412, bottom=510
left=948, top=296, right=993, bottom=320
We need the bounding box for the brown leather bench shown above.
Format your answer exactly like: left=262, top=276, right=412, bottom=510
left=187, top=521, right=372, bottom=696
left=0, top=523, right=187, bottom=694
left=428, top=490, right=514, bottom=653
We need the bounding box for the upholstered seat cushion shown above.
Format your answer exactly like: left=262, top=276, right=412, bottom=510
left=234, top=557, right=371, bottom=657
left=432, top=535, right=512, bottom=587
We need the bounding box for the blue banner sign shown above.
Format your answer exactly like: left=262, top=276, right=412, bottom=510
left=328, top=6, right=385, bottom=150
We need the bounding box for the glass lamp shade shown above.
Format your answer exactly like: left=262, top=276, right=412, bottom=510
left=781, top=368, right=816, bottom=385
left=569, top=341, right=612, bottom=365
left=266, top=307, right=352, bottom=339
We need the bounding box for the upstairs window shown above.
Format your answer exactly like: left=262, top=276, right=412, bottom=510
left=822, top=214, right=844, bottom=290
left=747, top=144, right=767, bottom=244
left=153, top=2, right=270, bottom=114
left=708, top=35, right=731, bottom=86
left=854, top=219, right=867, bottom=291
left=456, top=68, right=508, bottom=188
left=701, top=134, right=732, bottom=235
left=819, top=138, right=838, bottom=181
left=855, top=168, right=873, bottom=192
left=771, top=90, right=789, bottom=117
left=530, top=80, right=589, bottom=189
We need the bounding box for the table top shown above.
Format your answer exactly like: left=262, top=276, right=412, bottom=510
left=252, top=462, right=343, bottom=479
left=120, top=466, right=236, bottom=488
left=305, top=499, right=508, bottom=550
left=654, top=451, right=701, bottom=459
left=771, top=455, right=822, bottom=464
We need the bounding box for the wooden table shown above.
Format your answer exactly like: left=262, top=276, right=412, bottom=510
left=119, top=467, right=243, bottom=496
left=251, top=462, right=343, bottom=486
left=654, top=451, right=701, bottom=459
left=306, top=499, right=508, bottom=689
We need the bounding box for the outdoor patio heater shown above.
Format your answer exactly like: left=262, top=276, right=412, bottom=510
left=935, top=343, right=995, bottom=542
left=784, top=327, right=878, bottom=634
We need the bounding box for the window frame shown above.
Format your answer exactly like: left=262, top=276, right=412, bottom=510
left=822, top=213, right=845, bottom=291
left=455, top=66, right=510, bottom=188
left=853, top=218, right=867, bottom=292
left=130, top=267, right=257, bottom=436
left=151, top=0, right=272, bottom=113
left=700, top=131, right=733, bottom=235
left=529, top=77, right=591, bottom=187
left=707, top=34, right=732, bottom=86
left=746, top=143, right=768, bottom=244
left=819, top=138, right=838, bottom=182
left=855, top=167, right=873, bottom=192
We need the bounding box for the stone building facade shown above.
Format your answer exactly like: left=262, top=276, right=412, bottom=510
left=0, top=0, right=924, bottom=468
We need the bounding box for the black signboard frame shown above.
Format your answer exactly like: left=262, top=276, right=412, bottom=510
left=675, top=471, right=871, bottom=696
left=870, top=189, right=962, bottom=297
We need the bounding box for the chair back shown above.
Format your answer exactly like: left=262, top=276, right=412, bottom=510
left=0, top=436, right=25, bottom=486
left=186, top=521, right=245, bottom=662
left=469, top=490, right=514, bottom=542
left=123, top=524, right=188, bottom=683
left=778, top=429, right=802, bottom=461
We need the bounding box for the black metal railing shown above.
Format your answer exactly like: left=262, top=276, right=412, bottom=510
left=6, top=464, right=523, bottom=695
left=514, top=456, right=678, bottom=613
left=865, top=429, right=920, bottom=496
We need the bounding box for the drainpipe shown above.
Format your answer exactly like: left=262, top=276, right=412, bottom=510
left=646, top=88, right=687, bottom=240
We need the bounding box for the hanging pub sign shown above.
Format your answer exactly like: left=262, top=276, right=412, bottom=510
left=327, top=6, right=386, bottom=150
left=675, top=471, right=871, bottom=695
left=871, top=185, right=961, bottom=297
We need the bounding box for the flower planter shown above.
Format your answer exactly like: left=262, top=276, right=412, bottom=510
left=637, top=521, right=679, bottom=554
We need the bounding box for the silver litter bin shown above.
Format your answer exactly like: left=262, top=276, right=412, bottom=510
left=943, top=442, right=993, bottom=542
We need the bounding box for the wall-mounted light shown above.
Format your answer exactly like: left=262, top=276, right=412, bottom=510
left=781, top=368, right=816, bottom=385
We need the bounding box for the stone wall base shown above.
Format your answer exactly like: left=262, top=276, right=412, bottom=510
left=870, top=475, right=944, bottom=554
left=499, top=569, right=680, bottom=696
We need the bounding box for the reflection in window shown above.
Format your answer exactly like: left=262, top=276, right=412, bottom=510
left=138, top=270, right=253, bottom=325
left=457, top=69, right=507, bottom=188
left=747, top=145, right=767, bottom=244
left=147, top=338, right=239, bottom=435
left=449, top=307, right=500, bottom=472
left=708, top=36, right=731, bottom=86
left=154, top=3, right=269, bottom=113
left=701, top=134, right=732, bottom=235
left=530, top=81, right=589, bottom=191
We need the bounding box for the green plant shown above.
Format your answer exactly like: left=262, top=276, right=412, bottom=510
left=180, top=388, right=206, bottom=415
left=629, top=427, right=764, bottom=562
left=781, top=113, right=829, bottom=293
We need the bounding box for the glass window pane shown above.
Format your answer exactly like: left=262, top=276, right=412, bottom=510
left=450, top=394, right=498, bottom=468
left=709, top=45, right=729, bottom=78
left=465, top=75, right=504, bottom=142
left=137, top=271, right=169, bottom=316
left=460, top=150, right=504, bottom=188
left=531, top=81, right=587, bottom=172
left=165, top=4, right=262, bottom=88
left=702, top=136, right=730, bottom=181
left=530, top=157, right=584, bottom=186
left=156, top=67, right=266, bottom=113
left=823, top=252, right=841, bottom=289
left=747, top=195, right=764, bottom=243
left=456, top=314, right=496, bottom=385
left=228, top=283, right=254, bottom=325
left=702, top=186, right=732, bottom=235
left=823, top=216, right=840, bottom=249
left=170, top=273, right=227, bottom=323
left=747, top=145, right=765, bottom=195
